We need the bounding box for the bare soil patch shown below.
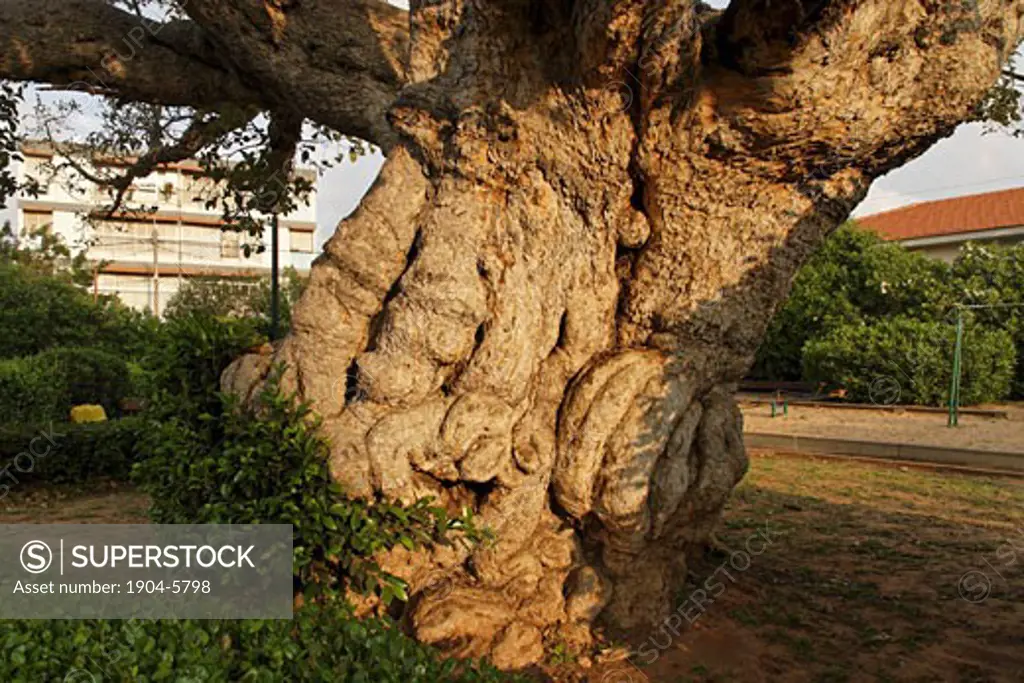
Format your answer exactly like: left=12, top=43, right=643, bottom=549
left=0, top=480, right=150, bottom=524
left=742, top=402, right=1024, bottom=454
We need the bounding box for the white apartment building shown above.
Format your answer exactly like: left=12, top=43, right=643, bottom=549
left=13, top=143, right=318, bottom=314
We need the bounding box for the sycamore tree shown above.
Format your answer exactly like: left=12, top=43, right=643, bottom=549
left=2, top=0, right=1023, bottom=668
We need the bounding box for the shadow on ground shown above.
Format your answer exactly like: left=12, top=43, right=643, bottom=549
left=589, top=452, right=1024, bottom=683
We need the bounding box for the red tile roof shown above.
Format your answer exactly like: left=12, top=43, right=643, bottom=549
left=856, top=187, right=1024, bottom=241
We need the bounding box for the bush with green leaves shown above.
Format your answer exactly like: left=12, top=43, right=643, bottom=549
left=802, top=316, right=1016, bottom=406
left=0, top=346, right=132, bottom=425
left=0, top=417, right=145, bottom=488
left=141, top=312, right=265, bottom=419
left=0, top=221, right=92, bottom=286
left=134, top=373, right=490, bottom=603
left=952, top=242, right=1024, bottom=397
left=164, top=267, right=307, bottom=338
left=0, top=260, right=157, bottom=361
left=753, top=224, right=1022, bottom=405
left=754, top=223, right=956, bottom=381
left=0, top=602, right=518, bottom=682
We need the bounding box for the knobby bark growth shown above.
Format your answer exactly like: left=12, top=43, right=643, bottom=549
left=4, top=0, right=1022, bottom=669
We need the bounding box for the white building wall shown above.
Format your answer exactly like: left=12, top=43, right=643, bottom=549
left=14, top=147, right=318, bottom=316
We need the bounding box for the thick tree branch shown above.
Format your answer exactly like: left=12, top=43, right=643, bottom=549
left=181, top=0, right=410, bottom=150
left=0, top=0, right=265, bottom=111
left=1, top=0, right=411, bottom=148
left=100, top=110, right=258, bottom=216
left=259, top=110, right=304, bottom=214
left=716, top=0, right=847, bottom=77
left=37, top=109, right=256, bottom=218
left=621, top=0, right=1024, bottom=358
left=707, top=0, right=1024, bottom=177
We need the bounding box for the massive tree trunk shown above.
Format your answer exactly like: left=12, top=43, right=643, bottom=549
left=218, top=1, right=1020, bottom=669
left=4, top=0, right=1021, bottom=671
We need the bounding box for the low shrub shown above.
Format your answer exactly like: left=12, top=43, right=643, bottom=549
left=0, top=346, right=132, bottom=425
left=164, top=267, right=307, bottom=338
left=42, top=346, right=133, bottom=415
left=0, top=417, right=145, bottom=490
left=0, top=602, right=517, bottom=682
left=0, top=261, right=157, bottom=361
left=802, top=316, right=1016, bottom=406
left=0, top=355, right=64, bottom=426
left=133, top=373, right=490, bottom=603
left=142, top=312, right=265, bottom=420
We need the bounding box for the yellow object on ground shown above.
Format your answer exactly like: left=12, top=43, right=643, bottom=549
left=70, top=404, right=108, bottom=423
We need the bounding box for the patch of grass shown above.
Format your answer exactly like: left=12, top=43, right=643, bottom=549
left=546, top=641, right=576, bottom=666
left=663, top=452, right=1024, bottom=683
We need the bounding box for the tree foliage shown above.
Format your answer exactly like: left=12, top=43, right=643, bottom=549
left=952, top=242, right=1024, bottom=396
left=803, top=316, right=1015, bottom=406
left=164, top=267, right=307, bottom=337
left=753, top=224, right=955, bottom=381
left=0, top=250, right=154, bottom=360
left=0, top=221, right=92, bottom=286
left=756, top=225, right=1024, bottom=404
left=978, top=53, right=1024, bottom=136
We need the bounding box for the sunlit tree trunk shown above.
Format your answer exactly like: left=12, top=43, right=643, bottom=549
left=4, top=0, right=1019, bottom=670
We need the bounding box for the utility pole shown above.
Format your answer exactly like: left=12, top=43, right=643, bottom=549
left=151, top=225, right=160, bottom=317
left=270, top=213, right=280, bottom=341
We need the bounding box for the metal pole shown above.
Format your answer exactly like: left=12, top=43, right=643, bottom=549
left=270, top=213, right=280, bottom=341
left=947, top=307, right=964, bottom=428
left=152, top=225, right=160, bottom=317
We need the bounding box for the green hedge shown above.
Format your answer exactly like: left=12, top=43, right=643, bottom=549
left=0, top=347, right=133, bottom=426
left=0, top=417, right=144, bottom=489
left=0, top=261, right=156, bottom=361
left=803, top=317, right=1016, bottom=406
left=952, top=243, right=1024, bottom=398
left=142, top=313, right=265, bottom=420
left=0, top=603, right=516, bottom=682
left=753, top=224, right=956, bottom=381
left=134, top=375, right=490, bottom=603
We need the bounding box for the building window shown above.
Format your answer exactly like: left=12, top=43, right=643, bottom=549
left=220, top=231, right=240, bottom=258
left=22, top=158, right=53, bottom=196
left=22, top=211, right=53, bottom=237
left=290, top=230, right=314, bottom=253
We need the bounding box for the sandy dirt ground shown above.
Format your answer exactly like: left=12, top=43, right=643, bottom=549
left=742, top=401, right=1024, bottom=454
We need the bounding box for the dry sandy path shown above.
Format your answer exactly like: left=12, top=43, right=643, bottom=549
left=742, top=401, right=1024, bottom=454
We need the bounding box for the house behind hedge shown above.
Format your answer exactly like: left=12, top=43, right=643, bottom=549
left=857, top=187, right=1024, bottom=263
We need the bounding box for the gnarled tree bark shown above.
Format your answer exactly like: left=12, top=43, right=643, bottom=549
left=5, top=0, right=1022, bottom=670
